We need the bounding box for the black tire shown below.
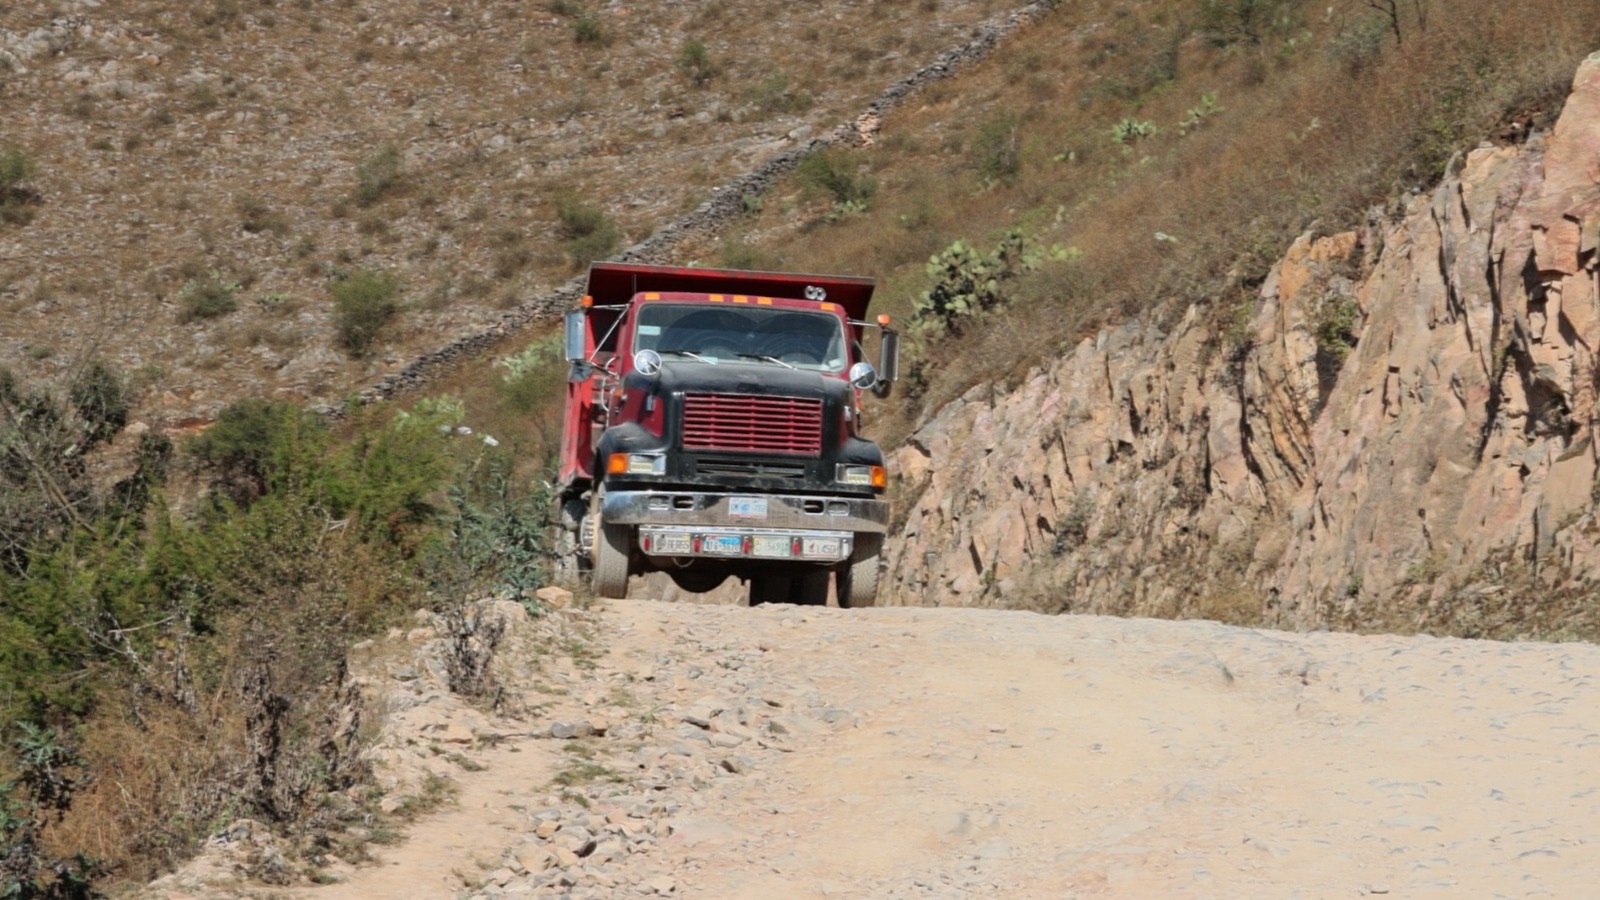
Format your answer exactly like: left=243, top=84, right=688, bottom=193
left=553, top=496, right=589, bottom=585
left=837, top=533, right=882, bottom=609
left=748, top=575, right=793, bottom=606
left=668, top=570, right=728, bottom=594
left=791, top=570, right=831, bottom=606
left=592, top=520, right=632, bottom=599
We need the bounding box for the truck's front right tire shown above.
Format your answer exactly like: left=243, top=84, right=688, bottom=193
left=592, top=520, right=632, bottom=599
left=837, top=533, right=882, bottom=609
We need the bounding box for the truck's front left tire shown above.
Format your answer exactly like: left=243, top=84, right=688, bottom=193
left=554, top=496, right=589, bottom=585
left=838, top=533, right=882, bottom=609
left=592, top=520, right=632, bottom=599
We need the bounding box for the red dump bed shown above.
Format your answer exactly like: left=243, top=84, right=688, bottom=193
left=585, top=262, right=876, bottom=321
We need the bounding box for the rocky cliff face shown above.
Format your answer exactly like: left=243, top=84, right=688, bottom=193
left=884, top=53, right=1600, bottom=632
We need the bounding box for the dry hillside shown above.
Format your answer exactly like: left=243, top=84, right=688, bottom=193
left=1, top=0, right=1010, bottom=421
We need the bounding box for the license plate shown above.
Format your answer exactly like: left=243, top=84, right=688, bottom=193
left=647, top=532, right=692, bottom=555
left=728, top=497, right=768, bottom=519
left=801, top=537, right=842, bottom=558
left=751, top=535, right=792, bottom=558
left=702, top=534, right=745, bottom=556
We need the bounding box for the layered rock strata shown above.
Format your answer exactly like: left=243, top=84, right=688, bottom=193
left=884, top=53, right=1600, bottom=627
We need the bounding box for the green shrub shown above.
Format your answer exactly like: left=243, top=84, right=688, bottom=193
left=189, top=398, right=325, bottom=505
left=975, top=116, right=1021, bottom=184
left=1328, top=13, right=1393, bottom=73
left=176, top=271, right=240, bottom=322
left=0, top=724, right=104, bottom=898
left=1111, top=118, right=1157, bottom=145
left=1198, top=0, right=1293, bottom=48
left=0, top=361, right=140, bottom=576
left=715, top=240, right=774, bottom=271
left=1177, top=93, right=1224, bottom=134
left=751, top=73, right=811, bottom=113
left=1, top=145, right=38, bottom=225
left=0, top=146, right=35, bottom=200
left=556, top=197, right=620, bottom=267
left=331, top=267, right=402, bottom=356
left=496, top=337, right=566, bottom=415
left=234, top=193, right=289, bottom=235
left=572, top=14, right=608, bottom=45
left=353, top=144, right=403, bottom=206
left=68, top=361, right=128, bottom=447
left=796, top=150, right=876, bottom=209
left=437, top=451, right=557, bottom=596
left=0, top=377, right=560, bottom=888
left=913, top=229, right=1037, bottom=333
left=677, top=39, right=718, bottom=86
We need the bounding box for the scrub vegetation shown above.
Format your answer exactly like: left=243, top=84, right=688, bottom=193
left=0, top=362, right=563, bottom=893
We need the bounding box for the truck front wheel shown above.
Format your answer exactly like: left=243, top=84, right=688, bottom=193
left=592, top=520, right=632, bottom=599
left=837, top=533, right=882, bottom=609
left=554, top=496, right=589, bottom=585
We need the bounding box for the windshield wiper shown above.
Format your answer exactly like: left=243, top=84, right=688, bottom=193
left=658, top=348, right=715, bottom=364
left=735, top=353, right=795, bottom=369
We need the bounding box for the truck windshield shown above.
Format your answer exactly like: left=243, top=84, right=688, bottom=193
left=632, top=303, right=848, bottom=373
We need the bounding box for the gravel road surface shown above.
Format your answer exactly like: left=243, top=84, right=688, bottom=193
left=299, top=599, right=1600, bottom=898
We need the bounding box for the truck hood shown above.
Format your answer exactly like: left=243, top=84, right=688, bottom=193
left=652, top=359, right=839, bottom=399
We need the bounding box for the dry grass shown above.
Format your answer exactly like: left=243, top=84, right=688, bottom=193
left=46, top=697, right=250, bottom=881
left=0, top=0, right=1011, bottom=418
left=714, top=0, right=1600, bottom=448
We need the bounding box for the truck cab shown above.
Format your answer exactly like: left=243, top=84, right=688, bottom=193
left=558, top=262, right=899, bottom=606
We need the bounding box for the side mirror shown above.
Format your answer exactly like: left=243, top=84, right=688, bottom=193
left=633, top=349, right=662, bottom=377
left=873, top=329, right=899, bottom=398
left=564, top=309, right=587, bottom=363
left=848, top=361, right=878, bottom=391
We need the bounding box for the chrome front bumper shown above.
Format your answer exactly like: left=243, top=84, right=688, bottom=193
left=601, top=490, right=889, bottom=534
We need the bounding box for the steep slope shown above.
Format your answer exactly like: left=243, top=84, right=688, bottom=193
left=0, top=0, right=1011, bottom=421
left=886, top=52, right=1600, bottom=635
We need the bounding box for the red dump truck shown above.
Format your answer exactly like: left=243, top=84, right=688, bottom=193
left=557, top=262, right=899, bottom=606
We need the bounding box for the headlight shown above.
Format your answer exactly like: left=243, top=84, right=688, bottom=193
left=836, top=464, right=886, bottom=487
left=607, top=453, right=666, bottom=476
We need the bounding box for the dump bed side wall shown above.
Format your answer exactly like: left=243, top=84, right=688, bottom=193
left=586, top=262, right=877, bottom=322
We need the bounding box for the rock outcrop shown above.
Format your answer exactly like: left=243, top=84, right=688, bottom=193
left=884, top=53, right=1600, bottom=631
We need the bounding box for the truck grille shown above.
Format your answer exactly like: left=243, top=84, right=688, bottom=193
left=681, top=393, right=823, bottom=455
left=694, top=457, right=809, bottom=479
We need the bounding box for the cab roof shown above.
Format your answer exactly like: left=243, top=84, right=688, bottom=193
left=585, top=262, right=876, bottom=321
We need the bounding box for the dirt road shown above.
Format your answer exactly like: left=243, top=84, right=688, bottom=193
left=297, top=599, right=1600, bottom=898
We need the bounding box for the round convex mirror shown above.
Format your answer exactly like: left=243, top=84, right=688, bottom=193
left=848, top=361, right=878, bottom=390
left=634, top=348, right=663, bottom=376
